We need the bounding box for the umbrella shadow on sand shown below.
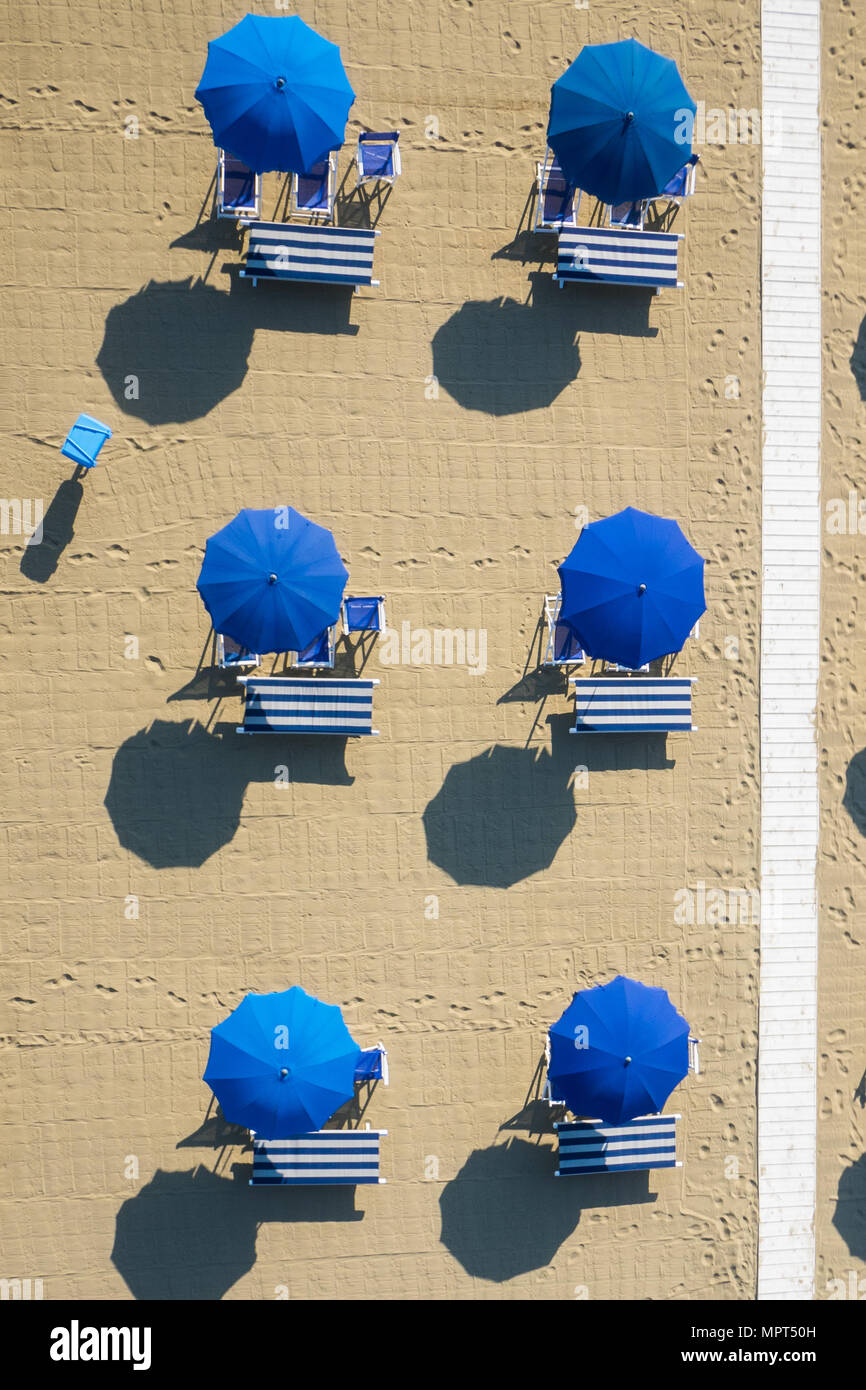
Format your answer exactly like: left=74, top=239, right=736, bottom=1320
left=851, top=315, right=866, bottom=401
left=111, top=1164, right=361, bottom=1300
left=842, top=748, right=866, bottom=835
left=422, top=723, right=578, bottom=888
left=438, top=1135, right=652, bottom=1283
left=832, top=1154, right=866, bottom=1263
left=19, top=475, right=84, bottom=584
left=97, top=272, right=359, bottom=426
left=104, top=717, right=353, bottom=869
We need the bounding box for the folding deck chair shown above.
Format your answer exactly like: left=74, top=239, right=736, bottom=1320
left=342, top=596, right=386, bottom=637
left=607, top=199, right=647, bottom=230
left=357, top=131, right=401, bottom=186
left=294, top=626, right=336, bottom=670
left=656, top=153, right=700, bottom=207
left=61, top=414, right=111, bottom=470
left=354, top=1043, right=390, bottom=1085
left=216, top=633, right=260, bottom=671
left=534, top=150, right=580, bottom=231
left=542, top=595, right=585, bottom=667
left=291, top=153, right=338, bottom=222
left=217, top=150, right=262, bottom=220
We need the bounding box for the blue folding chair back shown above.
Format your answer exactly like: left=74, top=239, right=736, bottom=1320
left=357, top=131, right=401, bottom=184
left=61, top=414, right=111, bottom=469
left=217, top=633, right=260, bottom=670
left=295, top=626, right=335, bottom=669
left=659, top=153, right=699, bottom=202
left=342, top=595, right=385, bottom=634
left=218, top=150, right=261, bottom=219
left=292, top=154, right=337, bottom=221
left=535, top=152, right=580, bottom=230
left=354, top=1044, right=389, bottom=1084
left=554, top=1114, right=680, bottom=1176
left=542, top=595, right=584, bottom=667
left=251, top=1129, right=387, bottom=1185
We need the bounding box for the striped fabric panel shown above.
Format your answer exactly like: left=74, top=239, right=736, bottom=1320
left=557, top=227, right=681, bottom=287
left=252, top=1131, right=385, bottom=1185
left=571, top=678, right=694, bottom=731
left=244, top=222, right=377, bottom=285
left=241, top=678, right=377, bottom=735
left=555, top=1116, right=679, bottom=1175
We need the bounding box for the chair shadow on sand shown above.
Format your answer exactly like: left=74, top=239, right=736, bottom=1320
left=19, top=473, right=84, bottom=584
left=104, top=715, right=354, bottom=869
left=111, top=1162, right=361, bottom=1300
left=439, top=1059, right=654, bottom=1283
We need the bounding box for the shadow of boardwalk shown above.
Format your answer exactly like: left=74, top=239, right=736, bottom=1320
left=111, top=1165, right=361, bottom=1300
left=104, top=717, right=353, bottom=868
left=19, top=476, right=83, bottom=583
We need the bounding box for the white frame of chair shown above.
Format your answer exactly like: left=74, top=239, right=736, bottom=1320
left=688, top=1035, right=701, bottom=1074
left=216, top=633, right=260, bottom=670
left=356, top=132, right=401, bottom=187
left=663, top=156, right=699, bottom=207
left=534, top=149, right=581, bottom=232
left=217, top=149, right=262, bottom=221
left=291, top=151, right=338, bottom=223
left=292, top=625, right=336, bottom=670
left=341, top=596, right=386, bottom=637
left=542, top=594, right=585, bottom=668
left=606, top=198, right=648, bottom=231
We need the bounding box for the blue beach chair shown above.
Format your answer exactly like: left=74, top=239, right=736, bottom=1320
left=534, top=151, right=580, bottom=231
left=342, top=596, right=386, bottom=636
left=294, top=626, right=336, bottom=669
left=658, top=153, right=700, bottom=206
left=354, top=1044, right=390, bottom=1085
left=357, top=131, right=401, bottom=186
left=292, top=153, right=337, bottom=222
left=608, top=199, right=647, bottom=230
left=542, top=595, right=585, bottom=667
left=216, top=633, right=260, bottom=671
left=217, top=150, right=261, bottom=220
left=61, top=414, right=111, bottom=470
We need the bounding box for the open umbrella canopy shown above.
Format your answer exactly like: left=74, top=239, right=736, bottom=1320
left=195, top=13, right=355, bottom=174
left=558, top=506, right=705, bottom=669
left=197, top=506, right=348, bottom=655
left=547, top=37, right=695, bottom=205
left=204, top=987, right=362, bottom=1137
left=548, top=976, right=690, bottom=1124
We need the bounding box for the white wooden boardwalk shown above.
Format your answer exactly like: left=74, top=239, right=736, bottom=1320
left=758, top=0, right=821, bottom=1300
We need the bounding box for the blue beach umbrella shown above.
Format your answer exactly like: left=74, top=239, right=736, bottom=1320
left=195, top=13, right=355, bottom=174
left=197, top=506, right=348, bottom=655
left=204, top=987, right=362, bottom=1138
left=548, top=37, right=696, bottom=205
left=548, top=976, right=690, bottom=1124
left=558, top=506, right=705, bottom=669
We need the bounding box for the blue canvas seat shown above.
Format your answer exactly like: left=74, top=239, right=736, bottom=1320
left=61, top=414, right=111, bottom=469
left=570, top=676, right=696, bottom=732
left=294, top=626, right=335, bottom=669
left=658, top=153, right=700, bottom=204
left=555, top=226, right=683, bottom=291
left=291, top=152, right=337, bottom=222
left=354, top=1044, right=389, bottom=1085
left=608, top=199, right=647, bottom=230
left=216, top=633, right=260, bottom=670
left=250, top=1128, right=387, bottom=1185
left=534, top=150, right=580, bottom=231
left=542, top=594, right=585, bottom=667
left=217, top=150, right=261, bottom=220
left=240, top=222, right=380, bottom=289
left=236, top=676, right=379, bottom=735
left=357, top=131, right=401, bottom=186
left=342, top=595, right=386, bottom=635
left=554, top=1114, right=681, bottom=1176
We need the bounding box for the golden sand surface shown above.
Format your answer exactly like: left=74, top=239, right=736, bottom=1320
left=817, top=0, right=866, bottom=1300
left=0, top=1, right=772, bottom=1299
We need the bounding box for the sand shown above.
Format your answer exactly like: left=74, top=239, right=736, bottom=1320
left=0, top=0, right=843, bottom=1301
